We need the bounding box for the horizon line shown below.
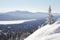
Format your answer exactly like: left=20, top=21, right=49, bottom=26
left=0, top=10, right=60, bottom=14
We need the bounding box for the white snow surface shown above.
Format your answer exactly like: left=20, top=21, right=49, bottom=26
left=25, top=20, right=60, bottom=40
left=0, top=19, right=36, bottom=25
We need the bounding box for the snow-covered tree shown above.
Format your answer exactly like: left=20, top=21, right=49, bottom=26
left=45, top=5, right=54, bottom=24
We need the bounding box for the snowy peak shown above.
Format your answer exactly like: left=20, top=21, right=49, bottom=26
left=25, top=20, right=60, bottom=40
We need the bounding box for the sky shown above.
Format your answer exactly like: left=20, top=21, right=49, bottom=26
left=0, top=0, right=60, bottom=13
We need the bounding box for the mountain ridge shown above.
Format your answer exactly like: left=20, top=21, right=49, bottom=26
left=0, top=10, right=60, bottom=21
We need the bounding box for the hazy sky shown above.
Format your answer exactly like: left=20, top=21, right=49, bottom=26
left=0, top=0, right=60, bottom=13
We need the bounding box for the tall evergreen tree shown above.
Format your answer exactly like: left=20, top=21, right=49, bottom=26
left=46, top=5, right=54, bottom=24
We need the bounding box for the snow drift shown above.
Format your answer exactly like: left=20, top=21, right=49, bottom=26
left=25, top=19, right=60, bottom=40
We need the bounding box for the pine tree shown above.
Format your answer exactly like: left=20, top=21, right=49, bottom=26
left=46, top=5, right=54, bottom=24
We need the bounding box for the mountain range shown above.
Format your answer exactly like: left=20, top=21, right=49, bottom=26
left=0, top=10, right=59, bottom=21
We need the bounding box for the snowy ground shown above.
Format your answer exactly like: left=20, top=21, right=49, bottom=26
left=0, top=19, right=36, bottom=25
left=25, top=19, right=60, bottom=40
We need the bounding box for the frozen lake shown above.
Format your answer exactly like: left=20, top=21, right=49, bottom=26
left=0, top=19, right=36, bottom=25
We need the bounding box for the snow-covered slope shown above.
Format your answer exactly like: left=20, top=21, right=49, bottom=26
left=25, top=19, right=60, bottom=40
left=0, top=19, right=36, bottom=25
